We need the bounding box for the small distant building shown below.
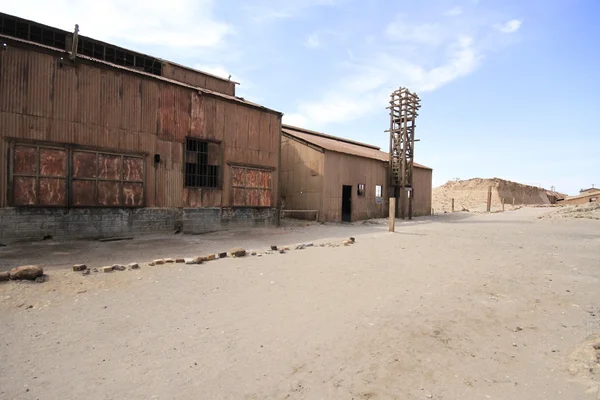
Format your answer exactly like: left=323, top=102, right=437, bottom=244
left=280, top=125, right=432, bottom=222
left=579, top=187, right=599, bottom=195
left=561, top=192, right=599, bottom=205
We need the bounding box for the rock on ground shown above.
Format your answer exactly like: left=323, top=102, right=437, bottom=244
left=9, top=265, right=43, bottom=280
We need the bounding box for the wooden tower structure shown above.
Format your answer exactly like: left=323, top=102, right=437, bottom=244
left=388, top=87, right=421, bottom=220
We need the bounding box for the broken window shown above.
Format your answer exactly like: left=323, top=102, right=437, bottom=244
left=357, top=183, right=365, bottom=197
left=376, top=185, right=383, bottom=198
left=231, top=166, right=273, bottom=207
left=185, top=138, right=221, bottom=188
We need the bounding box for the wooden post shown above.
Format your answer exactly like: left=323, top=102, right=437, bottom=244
left=451, top=198, right=455, bottom=212
left=389, top=197, right=396, bottom=232
left=486, top=186, right=492, bottom=212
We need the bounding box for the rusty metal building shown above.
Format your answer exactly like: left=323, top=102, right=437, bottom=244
left=281, top=125, right=432, bottom=222
left=0, top=13, right=282, bottom=241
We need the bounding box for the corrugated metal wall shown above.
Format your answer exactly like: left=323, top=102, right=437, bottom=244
left=0, top=43, right=280, bottom=208
left=411, top=167, right=433, bottom=217
left=162, top=62, right=235, bottom=97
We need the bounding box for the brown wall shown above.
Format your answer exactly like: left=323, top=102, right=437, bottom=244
left=412, top=167, right=433, bottom=216
left=322, top=151, right=388, bottom=222
left=280, top=135, right=324, bottom=212
left=162, top=63, right=235, bottom=96
left=0, top=43, right=280, bottom=208
left=561, top=194, right=599, bottom=205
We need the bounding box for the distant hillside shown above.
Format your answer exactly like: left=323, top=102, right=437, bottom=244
left=432, top=178, right=564, bottom=213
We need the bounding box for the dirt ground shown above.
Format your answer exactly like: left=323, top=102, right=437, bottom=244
left=1, top=208, right=600, bottom=399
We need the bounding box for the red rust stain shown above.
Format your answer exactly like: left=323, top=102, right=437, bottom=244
left=232, top=167, right=245, bottom=187
left=73, top=151, right=97, bottom=178
left=14, top=146, right=38, bottom=175
left=72, top=180, right=96, bottom=206
left=247, top=189, right=260, bottom=206
left=98, top=181, right=121, bottom=206
left=13, top=177, right=37, bottom=205
left=98, top=154, right=122, bottom=180
left=232, top=188, right=246, bottom=206
left=123, top=157, right=144, bottom=182
left=247, top=169, right=260, bottom=188
left=260, top=171, right=272, bottom=189
left=39, top=178, right=66, bottom=206
left=39, top=148, right=67, bottom=177
left=259, top=189, right=271, bottom=207
left=123, top=183, right=144, bottom=206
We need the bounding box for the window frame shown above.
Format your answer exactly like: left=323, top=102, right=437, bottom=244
left=357, top=183, right=365, bottom=197
left=375, top=185, right=383, bottom=198
left=183, top=137, right=223, bottom=190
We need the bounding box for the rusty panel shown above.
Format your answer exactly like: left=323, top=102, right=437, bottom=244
left=123, top=183, right=144, bottom=206
left=0, top=47, right=28, bottom=114
left=123, top=157, right=144, bottom=181
left=76, top=64, right=102, bottom=126
left=13, top=145, right=38, bottom=175
left=214, top=100, right=225, bottom=141
left=235, top=106, right=249, bottom=150
left=100, top=71, right=122, bottom=128
left=158, top=86, right=175, bottom=140
left=173, top=87, right=191, bottom=142
left=39, top=148, right=67, bottom=177
left=39, top=178, right=66, bottom=205
left=25, top=52, right=54, bottom=117
left=72, top=180, right=96, bottom=206
left=98, top=181, right=121, bottom=206
left=247, top=189, right=260, bottom=206
left=13, top=177, right=37, bottom=205
left=260, top=170, right=272, bottom=189
left=72, top=151, right=97, bottom=178
left=232, top=188, right=246, bottom=206
left=259, top=189, right=271, bottom=207
left=247, top=169, right=260, bottom=188
left=232, top=167, right=245, bottom=186
left=98, top=154, right=122, bottom=180
left=53, top=58, right=78, bottom=122
left=248, top=108, right=261, bottom=150
left=203, top=97, right=216, bottom=140
left=190, top=92, right=204, bottom=137
left=140, top=80, right=159, bottom=135
left=120, top=78, right=142, bottom=132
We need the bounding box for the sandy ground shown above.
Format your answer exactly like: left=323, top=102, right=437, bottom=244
left=1, top=208, right=600, bottom=400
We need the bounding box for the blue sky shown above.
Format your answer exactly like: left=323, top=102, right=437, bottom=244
left=4, top=0, right=599, bottom=194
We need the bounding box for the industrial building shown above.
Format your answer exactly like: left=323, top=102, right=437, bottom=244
left=281, top=125, right=432, bottom=222
left=0, top=13, right=282, bottom=241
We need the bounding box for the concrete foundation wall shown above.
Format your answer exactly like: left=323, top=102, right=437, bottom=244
left=0, top=207, right=278, bottom=242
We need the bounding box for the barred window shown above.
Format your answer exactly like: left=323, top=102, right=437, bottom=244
left=185, top=138, right=221, bottom=188
left=357, top=183, right=365, bottom=197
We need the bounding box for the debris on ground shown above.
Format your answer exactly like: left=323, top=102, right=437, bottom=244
left=128, top=263, right=140, bottom=270
left=230, top=248, right=247, bottom=258
left=0, top=271, right=10, bottom=281
left=72, top=264, right=87, bottom=272
left=9, top=265, right=43, bottom=281
left=101, top=266, right=113, bottom=273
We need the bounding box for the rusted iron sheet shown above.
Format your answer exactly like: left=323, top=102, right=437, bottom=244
left=98, top=154, right=121, bottom=180
left=72, top=151, right=97, bottom=178
left=123, top=183, right=144, bottom=206
left=173, top=86, right=191, bottom=143
left=13, top=177, right=37, bottom=205
left=259, top=189, right=271, bottom=207
left=232, top=188, right=246, bottom=206
left=260, top=170, right=272, bottom=189
left=14, top=146, right=38, bottom=175
left=247, top=169, right=260, bottom=188
left=190, top=92, right=204, bottom=137
left=123, top=157, right=144, bottom=182
left=247, top=189, right=260, bottom=207
left=72, top=180, right=96, bottom=206
left=208, top=142, right=220, bottom=165
left=98, top=181, right=121, bottom=206
left=39, top=178, right=66, bottom=206
left=158, top=87, right=175, bottom=140
left=39, top=148, right=67, bottom=177
left=232, top=167, right=245, bottom=187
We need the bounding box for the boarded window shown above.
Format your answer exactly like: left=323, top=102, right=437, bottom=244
left=10, top=143, right=144, bottom=207
left=357, top=183, right=365, bottom=197
left=375, top=185, right=383, bottom=198
left=231, top=166, right=272, bottom=207
left=185, top=138, right=220, bottom=188
left=72, top=151, right=145, bottom=207
left=11, top=145, right=67, bottom=206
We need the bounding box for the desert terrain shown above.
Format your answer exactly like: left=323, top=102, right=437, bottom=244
left=1, top=207, right=599, bottom=399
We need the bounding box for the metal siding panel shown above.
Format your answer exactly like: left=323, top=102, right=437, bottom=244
left=13, top=176, right=37, bottom=205
left=158, top=85, right=175, bottom=141
left=120, top=76, right=141, bottom=132
left=203, top=97, right=216, bottom=140
left=173, top=88, right=190, bottom=143
left=190, top=92, right=204, bottom=137
left=123, top=157, right=144, bottom=181
left=98, top=153, right=121, bottom=180
left=98, top=181, right=121, bottom=206
left=72, top=180, right=95, bottom=206
left=123, top=182, right=144, bottom=206
left=72, top=151, right=97, bottom=178
left=39, top=148, right=67, bottom=177
left=39, top=177, right=66, bottom=206
left=26, top=52, right=54, bottom=117
left=14, top=145, right=38, bottom=174
left=76, top=64, right=102, bottom=126
left=101, top=70, right=121, bottom=128
left=0, top=47, right=28, bottom=114
left=53, top=57, right=78, bottom=122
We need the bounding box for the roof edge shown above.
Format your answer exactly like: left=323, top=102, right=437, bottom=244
left=282, top=124, right=381, bottom=150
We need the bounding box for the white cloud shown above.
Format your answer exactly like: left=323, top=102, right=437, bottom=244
left=249, top=0, right=342, bottom=22
left=194, top=65, right=235, bottom=81
left=305, top=33, right=321, bottom=49
left=494, top=19, right=522, bottom=34
left=386, top=16, right=445, bottom=45
left=2, top=0, right=231, bottom=48
left=445, top=6, right=463, bottom=17
left=283, top=113, right=310, bottom=127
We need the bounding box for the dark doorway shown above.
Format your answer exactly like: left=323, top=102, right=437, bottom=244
left=342, top=185, right=352, bottom=223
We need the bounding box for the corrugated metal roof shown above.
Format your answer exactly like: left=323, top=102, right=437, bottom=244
left=282, top=125, right=432, bottom=170
left=0, top=34, right=280, bottom=116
